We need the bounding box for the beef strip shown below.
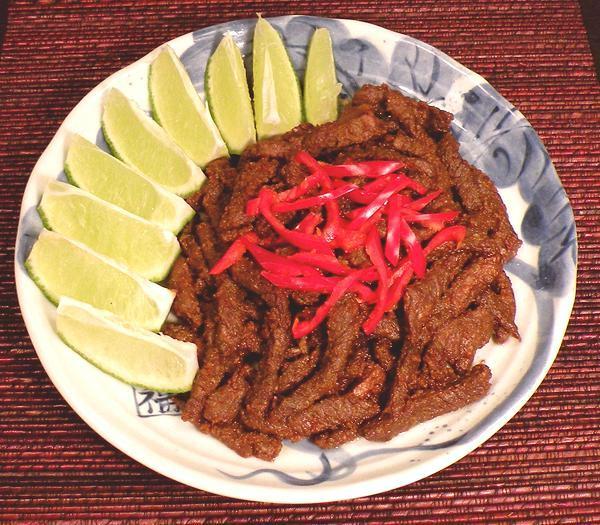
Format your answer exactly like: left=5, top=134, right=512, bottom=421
left=430, top=255, right=502, bottom=327
left=384, top=85, right=453, bottom=138
left=162, top=323, right=200, bottom=345
left=438, top=134, right=521, bottom=262
left=417, top=305, right=495, bottom=389
left=167, top=257, right=203, bottom=329
left=203, top=365, right=251, bottom=424
left=288, top=360, right=384, bottom=436
left=219, top=158, right=280, bottom=242
left=361, top=364, right=491, bottom=441
left=281, top=160, right=310, bottom=187
left=181, top=278, right=260, bottom=422
left=372, top=337, right=396, bottom=372
left=197, top=420, right=282, bottom=461
left=194, top=221, right=221, bottom=268
left=403, top=253, right=502, bottom=348
left=392, top=133, right=437, bottom=160
left=185, top=189, right=204, bottom=212
left=242, top=123, right=313, bottom=161
left=201, top=158, right=236, bottom=229
left=302, top=104, right=397, bottom=157
left=241, top=289, right=293, bottom=438
left=311, top=427, right=359, bottom=449
left=181, top=319, right=222, bottom=423
left=339, top=339, right=370, bottom=390
left=287, top=394, right=380, bottom=436
left=372, top=312, right=402, bottom=340
left=270, top=294, right=363, bottom=422
left=229, top=256, right=280, bottom=306
left=363, top=341, right=423, bottom=433
left=276, top=350, right=320, bottom=394
left=482, top=271, right=520, bottom=343
left=403, top=251, right=472, bottom=344
left=178, top=223, right=212, bottom=294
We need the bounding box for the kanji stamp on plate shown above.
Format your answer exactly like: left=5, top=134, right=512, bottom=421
left=133, top=388, right=180, bottom=417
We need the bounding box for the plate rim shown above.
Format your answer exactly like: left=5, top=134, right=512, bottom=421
left=13, top=14, right=578, bottom=503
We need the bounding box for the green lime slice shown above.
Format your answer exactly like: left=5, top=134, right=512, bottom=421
left=65, top=135, right=194, bottom=234
left=149, top=46, right=228, bottom=167
left=56, top=298, right=198, bottom=393
left=26, top=230, right=174, bottom=331
left=252, top=16, right=303, bottom=140
left=304, top=28, right=341, bottom=125
left=206, top=34, right=256, bottom=154
left=38, top=180, right=180, bottom=282
left=102, top=88, right=205, bottom=197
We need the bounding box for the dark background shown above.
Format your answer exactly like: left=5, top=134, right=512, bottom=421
left=579, top=0, right=600, bottom=79
left=1, top=1, right=599, bottom=523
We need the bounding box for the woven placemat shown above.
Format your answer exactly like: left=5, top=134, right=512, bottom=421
left=1, top=1, right=599, bottom=522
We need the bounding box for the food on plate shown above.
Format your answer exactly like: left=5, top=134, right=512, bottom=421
left=304, top=27, right=341, bottom=125
left=206, top=34, right=256, bottom=154
left=252, top=16, right=303, bottom=139
left=38, top=180, right=180, bottom=281
left=56, top=298, right=198, bottom=393
left=65, top=135, right=195, bottom=234
left=102, top=88, right=205, bottom=196
left=149, top=46, right=228, bottom=167
left=167, top=83, right=521, bottom=460
left=26, top=230, right=174, bottom=331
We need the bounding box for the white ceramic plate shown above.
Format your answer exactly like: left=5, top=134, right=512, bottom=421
left=15, top=16, right=576, bottom=503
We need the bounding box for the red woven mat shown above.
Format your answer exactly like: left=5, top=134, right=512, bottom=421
left=1, top=1, right=599, bottom=522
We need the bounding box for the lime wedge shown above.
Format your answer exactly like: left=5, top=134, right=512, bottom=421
left=38, top=180, right=180, bottom=282
left=206, top=34, right=256, bottom=154
left=252, top=16, right=303, bottom=140
left=56, top=298, right=198, bottom=393
left=149, top=46, right=228, bottom=167
left=102, top=88, right=205, bottom=197
left=65, top=135, right=194, bottom=234
left=25, top=230, right=174, bottom=331
left=304, top=28, right=341, bottom=125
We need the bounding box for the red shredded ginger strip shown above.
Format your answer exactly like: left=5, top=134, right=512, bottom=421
left=209, top=151, right=464, bottom=337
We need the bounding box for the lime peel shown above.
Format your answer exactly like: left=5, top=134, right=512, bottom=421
left=252, top=16, right=303, bottom=140
left=149, top=46, right=228, bottom=167
left=56, top=298, right=198, bottom=393
left=64, top=135, right=194, bottom=234
left=26, top=230, right=174, bottom=332
left=38, top=180, right=180, bottom=282
left=102, top=88, right=205, bottom=197
left=206, top=33, right=256, bottom=154
left=304, top=28, right=341, bottom=125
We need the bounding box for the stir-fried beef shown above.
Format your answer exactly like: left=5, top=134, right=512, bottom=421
left=417, top=305, right=495, bottom=389
left=362, top=363, right=492, bottom=441
left=201, top=158, right=236, bottom=228
left=167, top=84, right=521, bottom=459
left=220, top=158, right=280, bottom=242
left=197, top=420, right=282, bottom=461
left=270, top=294, right=363, bottom=424
left=483, top=271, right=520, bottom=343
left=276, top=350, right=320, bottom=394
left=241, top=289, right=293, bottom=438
left=167, top=257, right=203, bottom=329
left=203, top=365, right=250, bottom=424
left=312, top=426, right=360, bottom=449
